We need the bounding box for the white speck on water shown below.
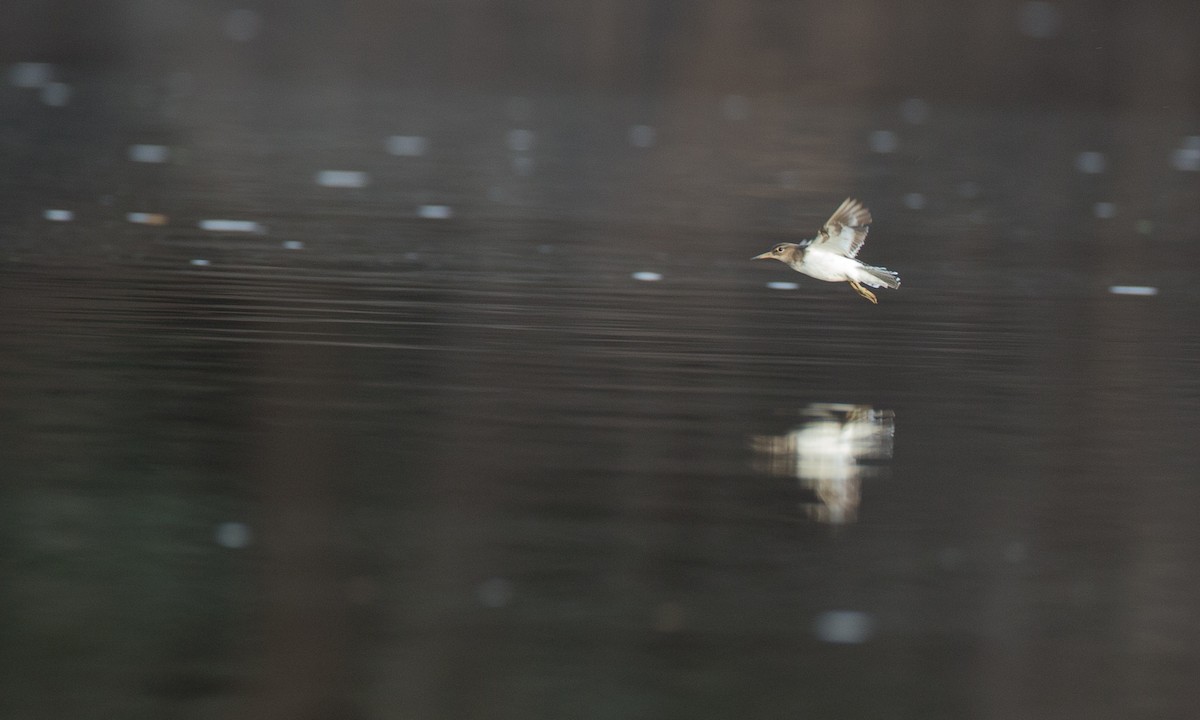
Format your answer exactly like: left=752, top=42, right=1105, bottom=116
left=868, top=129, right=898, bottom=154
left=386, top=135, right=428, bottom=157
left=1136, top=219, right=1154, bottom=235
left=9, top=62, right=52, bottom=88
left=40, top=82, right=72, bottom=106
left=283, top=240, right=304, bottom=250
left=129, top=144, right=170, bottom=163
left=1019, top=1, right=1062, bottom=39
left=190, top=258, right=211, bottom=267
left=629, top=124, right=656, bottom=148
left=43, top=209, right=74, bottom=222
left=512, top=156, right=534, bottom=176
left=214, top=521, right=252, bottom=548
left=1093, top=202, right=1116, bottom=219
left=1075, top=151, right=1106, bottom=174
left=199, top=219, right=264, bottom=233
left=903, top=192, right=927, bottom=210
left=721, top=94, right=749, bottom=120
left=225, top=9, right=262, bottom=42
left=632, top=271, right=663, bottom=282
left=506, top=128, right=535, bottom=152
left=813, top=611, right=875, bottom=644
left=900, top=98, right=929, bottom=124
left=1170, top=147, right=1200, bottom=172
left=767, top=281, right=800, bottom=290
left=957, top=181, right=981, bottom=199
left=1109, top=285, right=1158, bottom=296
left=316, top=170, right=369, bottom=188
left=477, top=577, right=514, bottom=608
left=418, top=204, right=453, bottom=219
left=127, top=212, right=168, bottom=225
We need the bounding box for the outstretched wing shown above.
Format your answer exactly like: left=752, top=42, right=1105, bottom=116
left=809, top=198, right=872, bottom=258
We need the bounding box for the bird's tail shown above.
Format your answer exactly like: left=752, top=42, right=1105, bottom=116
left=859, top=266, right=901, bottom=289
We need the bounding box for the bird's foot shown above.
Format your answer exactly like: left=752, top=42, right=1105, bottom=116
left=849, top=281, right=878, bottom=304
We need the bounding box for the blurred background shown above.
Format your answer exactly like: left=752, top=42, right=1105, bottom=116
left=2, top=2, right=1199, bottom=718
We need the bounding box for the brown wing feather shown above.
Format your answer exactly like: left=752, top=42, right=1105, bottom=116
left=814, top=198, right=872, bottom=257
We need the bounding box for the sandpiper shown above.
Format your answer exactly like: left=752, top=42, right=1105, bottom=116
left=752, top=198, right=900, bottom=303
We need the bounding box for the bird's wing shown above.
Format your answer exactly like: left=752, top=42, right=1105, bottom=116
left=810, top=198, right=872, bottom=258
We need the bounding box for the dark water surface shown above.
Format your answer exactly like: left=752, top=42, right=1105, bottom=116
left=4, top=82, right=1200, bottom=719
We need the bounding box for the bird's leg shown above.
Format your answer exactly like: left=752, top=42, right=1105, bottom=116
left=849, top=282, right=878, bottom=304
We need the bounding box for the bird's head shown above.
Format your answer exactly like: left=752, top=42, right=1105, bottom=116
left=752, top=243, right=804, bottom=265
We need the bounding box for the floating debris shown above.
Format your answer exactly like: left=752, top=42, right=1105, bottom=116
left=190, top=258, right=211, bottom=267
left=43, top=209, right=74, bottom=222
left=9, top=62, right=52, bottom=88
left=129, top=144, right=170, bottom=163
left=767, top=281, right=799, bottom=290
left=1075, top=151, right=1106, bottom=174
left=1171, top=137, right=1200, bottom=171
left=1108, top=285, right=1158, bottom=296
left=199, top=219, right=264, bottom=233
left=813, top=610, right=875, bottom=644
left=631, top=271, right=663, bottom=282
left=214, top=521, right=252, bottom=548
left=315, top=170, right=369, bottom=188
left=282, top=240, right=304, bottom=250
left=386, top=135, right=428, bottom=157
left=417, top=204, right=453, bottom=219
left=127, top=212, right=168, bottom=225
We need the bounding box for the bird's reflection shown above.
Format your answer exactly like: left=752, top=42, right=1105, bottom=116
left=752, top=403, right=895, bottom=524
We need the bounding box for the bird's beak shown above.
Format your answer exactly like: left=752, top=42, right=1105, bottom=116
left=751, top=251, right=772, bottom=260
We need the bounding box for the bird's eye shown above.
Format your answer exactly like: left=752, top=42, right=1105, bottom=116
left=773, top=246, right=784, bottom=253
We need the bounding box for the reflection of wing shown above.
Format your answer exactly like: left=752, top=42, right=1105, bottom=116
left=810, top=198, right=872, bottom=258
left=751, top=403, right=894, bottom=525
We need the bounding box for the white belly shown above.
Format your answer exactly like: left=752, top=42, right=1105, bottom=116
left=797, top=252, right=861, bottom=283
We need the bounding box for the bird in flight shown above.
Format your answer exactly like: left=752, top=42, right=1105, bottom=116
left=752, top=198, right=900, bottom=303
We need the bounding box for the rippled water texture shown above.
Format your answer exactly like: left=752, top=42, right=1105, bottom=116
left=5, top=6, right=1200, bottom=718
